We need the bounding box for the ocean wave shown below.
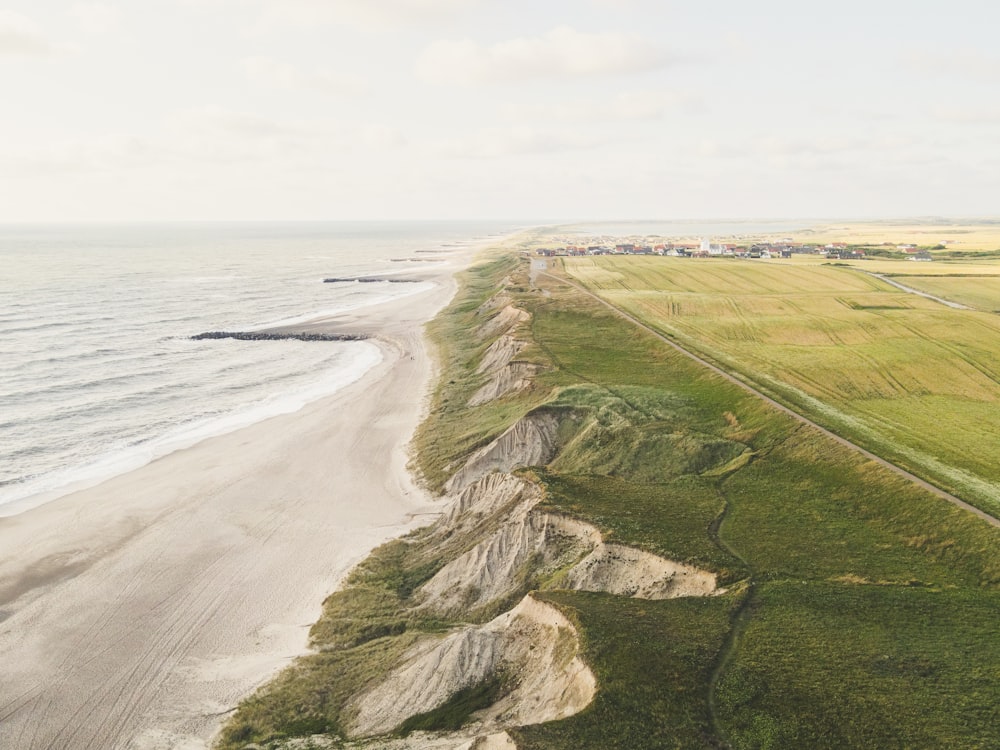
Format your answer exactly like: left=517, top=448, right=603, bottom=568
left=242, top=280, right=434, bottom=330
left=0, top=341, right=382, bottom=516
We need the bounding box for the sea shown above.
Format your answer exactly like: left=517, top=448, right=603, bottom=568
left=0, top=221, right=518, bottom=516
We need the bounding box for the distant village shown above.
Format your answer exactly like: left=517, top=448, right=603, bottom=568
left=533, top=238, right=936, bottom=262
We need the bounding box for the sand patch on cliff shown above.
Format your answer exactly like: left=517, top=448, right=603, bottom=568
left=476, top=305, right=529, bottom=340
left=477, top=336, right=525, bottom=375
left=468, top=363, right=542, bottom=407
left=445, top=413, right=562, bottom=493
left=348, top=595, right=594, bottom=738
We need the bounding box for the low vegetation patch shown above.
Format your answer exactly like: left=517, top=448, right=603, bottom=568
left=716, top=582, right=1000, bottom=749
left=396, top=673, right=510, bottom=735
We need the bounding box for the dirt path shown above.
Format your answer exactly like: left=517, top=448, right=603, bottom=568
left=863, top=270, right=972, bottom=310
left=540, top=271, right=1000, bottom=529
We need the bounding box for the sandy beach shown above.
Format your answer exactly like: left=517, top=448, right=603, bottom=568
left=0, top=259, right=462, bottom=749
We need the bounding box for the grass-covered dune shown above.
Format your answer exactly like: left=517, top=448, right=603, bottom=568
left=216, top=240, right=999, bottom=750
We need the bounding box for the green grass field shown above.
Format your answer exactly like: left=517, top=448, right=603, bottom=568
left=563, top=255, right=1000, bottom=516
left=216, top=243, right=1000, bottom=750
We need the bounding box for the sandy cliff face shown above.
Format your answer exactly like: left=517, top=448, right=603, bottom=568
left=477, top=335, right=524, bottom=375
left=565, top=542, right=718, bottom=599
left=476, top=305, right=529, bottom=340
left=422, top=473, right=720, bottom=617
left=437, top=473, right=541, bottom=535
left=419, top=507, right=598, bottom=615
left=469, top=320, right=539, bottom=406
left=349, top=595, right=595, bottom=738
left=349, top=463, right=720, bottom=746
left=444, top=412, right=562, bottom=494
left=468, top=363, right=541, bottom=407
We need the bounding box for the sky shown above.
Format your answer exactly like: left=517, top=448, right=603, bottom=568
left=1, top=0, right=998, bottom=222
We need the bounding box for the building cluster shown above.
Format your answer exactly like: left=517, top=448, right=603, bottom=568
left=535, top=239, right=870, bottom=260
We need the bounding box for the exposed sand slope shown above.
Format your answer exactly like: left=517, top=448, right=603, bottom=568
left=476, top=305, right=529, bottom=340
left=422, top=472, right=718, bottom=615
left=374, top=452, right=715, bottom=748
left=476, top=335, right=525, bottom=375
left=445, top=412, right=562, bottom=493
left=283, top=731, right=516, bottom=750
left=419, top=502, right=597, bottom=615
left=349, top=595, right=595, bottom=738
left=476, top=284, right=513, bottom=315
left=566, top=542, right=717, bottom=598
left=468, top=363, right=542, bottom=406
left=437, top=473, right=542, bottom=536
left=0, top=271, right=460, bottom=750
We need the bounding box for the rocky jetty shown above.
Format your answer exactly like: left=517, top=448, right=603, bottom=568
left=324, top=277, right=421, bottom=283
left=192, top=331, right=368, bottom=342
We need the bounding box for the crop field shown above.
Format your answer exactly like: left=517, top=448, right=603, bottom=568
left=563, top=255, right=1000, bottom=516
left=893, top=274, right=1000, bottom=312
left=783, top=221, right=1000, bottom=252
left=841, top=259, right=1000, bottom=278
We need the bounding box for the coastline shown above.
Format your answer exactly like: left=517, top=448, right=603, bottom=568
left=0, top=252, right=465, bottom=750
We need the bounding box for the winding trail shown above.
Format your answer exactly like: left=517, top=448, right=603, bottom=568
left=539, top=270, right=1000, bottom=528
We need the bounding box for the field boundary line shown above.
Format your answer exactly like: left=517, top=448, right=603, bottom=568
left=539, top=270, right=1000, bottom=529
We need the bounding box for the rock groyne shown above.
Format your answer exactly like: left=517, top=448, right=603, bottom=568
left=191, top=331, right=368, bottom=342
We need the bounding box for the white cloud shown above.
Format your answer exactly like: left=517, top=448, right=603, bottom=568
left=697, top=139, right=741, bottom=159
left=693, top=132, right=957, bottom=177
left=336, top=0, right=478, bottom=23
left=69, top=3, right=120, bottom=34
left=416, top=26, right=672, bottom=85
left=434, top=126, right=605, bottom=158
left=0, top=10, right=53, bottom=56
left=933, top=106, right=1000, bottom=125
left=0, top=134, right=169, bottom=175
left=510, top=90, right=703, bottom=122
left=905, top=50, right=1000, bottom=83
left=362, top=125, right=407, bottom=150
left=242, top=56, right=366, bottom=96
left=249, top=0, right=478, bottom=30
left=0, top=107, right=408, bottom=179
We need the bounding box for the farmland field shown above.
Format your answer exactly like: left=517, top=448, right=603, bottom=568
left=872, top=272, right=1000, bottom=312
left=783, top=220, right=1000, bottom=252
left=840, top=259, right=1000, bottom=277
left=563, top=255, right=1000, bottom=515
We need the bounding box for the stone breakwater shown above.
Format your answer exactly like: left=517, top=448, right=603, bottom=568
left=323, top=277, right=421, bottom=283
left=191, top=331, right=369, bottom=342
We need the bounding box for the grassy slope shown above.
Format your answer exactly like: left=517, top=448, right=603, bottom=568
left=563, top=255, right=1000, bottom=516
left=217, top=244, right=1000, bottom=750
